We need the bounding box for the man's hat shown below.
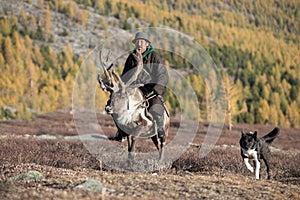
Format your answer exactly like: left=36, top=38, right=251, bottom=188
left=132, top=32, right=151, bottom=44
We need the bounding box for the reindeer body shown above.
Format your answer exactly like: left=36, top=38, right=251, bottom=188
left=98, top=50, right=169, bottom=162
left=112, top=86, right=169, bottom=161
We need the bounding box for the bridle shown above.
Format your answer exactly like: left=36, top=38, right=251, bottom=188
left=131, top=90, right=157, bottom=109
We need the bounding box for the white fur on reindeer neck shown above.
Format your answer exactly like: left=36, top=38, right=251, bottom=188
left=113, top=87, right=152, bottom=128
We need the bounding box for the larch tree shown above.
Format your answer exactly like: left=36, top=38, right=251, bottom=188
left=4, top=37, right=16, bottom=72
left=44, top=7, right=53, bottom=39
left=222, top=73, right=244, bottom=130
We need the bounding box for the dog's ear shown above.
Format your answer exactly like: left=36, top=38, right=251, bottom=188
left=253, top=131, right=257, bottom=139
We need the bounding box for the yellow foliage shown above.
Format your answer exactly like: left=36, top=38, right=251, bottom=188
left=0, top=0, right=298, bottom=128
left=77, top=9, right=89, bottom=24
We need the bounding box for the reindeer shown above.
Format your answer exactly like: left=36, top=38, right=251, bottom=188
left=97, top=50, right=169, bottom=162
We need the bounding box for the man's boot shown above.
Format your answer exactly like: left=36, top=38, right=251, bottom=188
left=105, top=105, right=113, bottom=114
left=105, top=99, right=113, bottom=114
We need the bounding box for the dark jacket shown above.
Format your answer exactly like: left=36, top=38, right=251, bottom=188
left=121, top=46, right=168, bottom=96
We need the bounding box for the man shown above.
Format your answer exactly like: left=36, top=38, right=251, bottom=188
left=108, top=32, right=168, bottom=141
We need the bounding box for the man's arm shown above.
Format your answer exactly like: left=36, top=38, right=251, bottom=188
left=121, top=53, right=136, bottom=83
left=152, top=53, right=168, bottom=96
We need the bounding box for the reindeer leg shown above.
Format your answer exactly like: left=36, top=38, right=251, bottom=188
left=127, top=136, right=135, bottom=164
left=151, top=135, right=164, bottom=161
left=159, top=138, right=164, bottom=161
left=159, top=113, right=169, bottom=162
left=159, top=136, right=167, bottom=161
left=127, top=136, right=132, bottom=163
left=151, top=136, right=160, bottom=151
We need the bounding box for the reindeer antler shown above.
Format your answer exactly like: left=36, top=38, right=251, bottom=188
left=125, top=50, right=143, bottom=87
left=98, top=50, right=129, bottom=92
left=99, top=50, right=112, bottom=82
left=112, top=70, right=125, bottom=93
left=97, top=50, right=118, bottom=91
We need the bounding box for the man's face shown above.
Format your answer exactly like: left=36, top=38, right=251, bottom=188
left=134, top=39, right=148, bottom=53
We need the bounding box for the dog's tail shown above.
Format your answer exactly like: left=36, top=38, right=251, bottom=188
left=262, top=127, right=280, bottom=143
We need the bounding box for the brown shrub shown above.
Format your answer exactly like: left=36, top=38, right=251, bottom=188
left=1, top=138, right=299, bottom=184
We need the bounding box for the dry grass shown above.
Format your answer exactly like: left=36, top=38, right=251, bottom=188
left=0, top=138, right=299, bottom=184
left=0, top=111, right=299, bottom=199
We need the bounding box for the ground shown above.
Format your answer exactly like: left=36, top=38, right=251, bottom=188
left=0, top=110, right=299, bottom=199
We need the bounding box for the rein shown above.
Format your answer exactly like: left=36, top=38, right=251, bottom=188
left=135, top=93, right=157, bottom=109
left=127, top=93, right=157, bottom=110
left=123, top=87, right=157, bottom=110
left=128, top=91, right=170, bottom=117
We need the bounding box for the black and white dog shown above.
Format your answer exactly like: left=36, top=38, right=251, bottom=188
left=239, top=127, right=280, bottom=179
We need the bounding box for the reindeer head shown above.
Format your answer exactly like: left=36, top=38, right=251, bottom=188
left=97, top=50, right=143, bottom=94
left=97, top=50, right=145, bottom=119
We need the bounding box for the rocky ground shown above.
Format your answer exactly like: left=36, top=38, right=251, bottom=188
left=0, top=111, right=299, bottom=199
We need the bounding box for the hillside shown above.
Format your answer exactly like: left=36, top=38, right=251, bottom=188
left=0, top=0, right=299, bottom=128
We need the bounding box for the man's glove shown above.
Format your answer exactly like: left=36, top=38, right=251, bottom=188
left=153, top=85, right=164, bottom=96
left=139, top=86, right=151, bottom=96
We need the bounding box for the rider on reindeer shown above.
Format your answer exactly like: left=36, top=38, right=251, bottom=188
left=106, top=32, right=169, bottom=142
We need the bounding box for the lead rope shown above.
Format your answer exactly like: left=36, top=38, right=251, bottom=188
left=139, top=94, right=157, bottom=108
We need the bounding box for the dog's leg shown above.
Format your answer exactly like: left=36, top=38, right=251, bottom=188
left=261, top=144, right=272, bottom=180
left=253, top=156, right=260, bottom=179
left=262, top=157, right=271, bottom=180
left=244, top=158, right=254, bottom=173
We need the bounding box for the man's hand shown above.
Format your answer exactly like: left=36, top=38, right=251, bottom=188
left=133, top=49, right=143, bottom=65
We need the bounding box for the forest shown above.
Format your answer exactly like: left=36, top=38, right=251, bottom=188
left=0, top=0, right=299, bottom=128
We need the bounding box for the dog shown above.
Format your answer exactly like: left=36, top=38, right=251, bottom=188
left=239, top=127, right=280, bottom=179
